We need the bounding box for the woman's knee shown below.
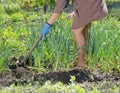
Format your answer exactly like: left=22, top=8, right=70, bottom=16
left=71, top=26, right=85, bottom=35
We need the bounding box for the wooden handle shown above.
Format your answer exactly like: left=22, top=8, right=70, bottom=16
left=20, top=35, right=42, bottom=65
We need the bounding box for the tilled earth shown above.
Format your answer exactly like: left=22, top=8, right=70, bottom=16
left=0, top=66, right=120, bottom=92
left=0, top=57, right=120, bottom=92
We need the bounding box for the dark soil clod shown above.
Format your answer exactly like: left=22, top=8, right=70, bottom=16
left=35, top=70, right=94, bottom=84
left=0, top=65, right=120, bottom=87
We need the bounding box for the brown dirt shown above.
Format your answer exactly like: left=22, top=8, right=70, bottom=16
left=0, top=66, right=120, bottom=88
left=0, top=57, right=120, bottom=90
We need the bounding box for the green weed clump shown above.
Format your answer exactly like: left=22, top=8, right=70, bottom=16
left=0, top=26, right=28, bottom=70
left=87, top=16, right=120, bottom=72
left=4, top=2, right=20, bottom=15
left=10, top=12, right=24, bottom=22
left=0, top=13, right=11, bottom=25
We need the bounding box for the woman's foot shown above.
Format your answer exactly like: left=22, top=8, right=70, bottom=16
left=71, top=57, right=87, bottom=70
left=71, top=63, right=87, bottom=71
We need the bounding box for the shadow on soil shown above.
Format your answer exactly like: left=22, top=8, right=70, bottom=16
left=0, top=65, right=120, bottom=87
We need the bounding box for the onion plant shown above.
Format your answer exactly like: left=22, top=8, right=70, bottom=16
left=25, top=13, right=120, bottom=72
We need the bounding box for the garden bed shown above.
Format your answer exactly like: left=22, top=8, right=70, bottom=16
left=0, top=65, right=120, bottom=91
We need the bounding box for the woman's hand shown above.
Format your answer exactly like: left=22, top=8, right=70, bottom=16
left=42, top=23, right=51, bottom=39
left=67, top=11, right=75, bottom=20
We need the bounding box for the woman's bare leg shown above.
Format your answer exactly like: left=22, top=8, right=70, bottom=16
left=71, top=23, right=91, bottom=69
left=83, top=23, right=91, bottom=41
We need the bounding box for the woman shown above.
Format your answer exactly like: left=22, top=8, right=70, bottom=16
left=42, top=0, right=108, bottom=70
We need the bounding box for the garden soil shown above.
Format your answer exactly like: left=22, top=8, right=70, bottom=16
left=0, top=65, right=120, bottom=91
left=0, top=55, right=120, bottom=92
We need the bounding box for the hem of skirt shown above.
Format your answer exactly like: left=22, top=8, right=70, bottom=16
left=71, top=21, right=92, bottom=30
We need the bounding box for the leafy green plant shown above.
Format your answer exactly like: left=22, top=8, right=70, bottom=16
left=4, top=2, right=20, bottom=14
left=87, top=15, right=120, bottom=71
left=0, top=13, right=11, bottom=25
left=19, top=0, right=45, bottom=11
left=0, top=26, right=28, bottom=69
left=26, top=13, right=39, bottom=22
left=10, top=12, right=24, bottom=22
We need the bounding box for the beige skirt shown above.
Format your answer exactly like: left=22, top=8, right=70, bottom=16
left=53, top=0, right=108, bottom=29
left=72, top=0, right=108, bottom=29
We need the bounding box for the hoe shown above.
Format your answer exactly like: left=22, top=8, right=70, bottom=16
left=19, top=35, right=42, bottom=66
